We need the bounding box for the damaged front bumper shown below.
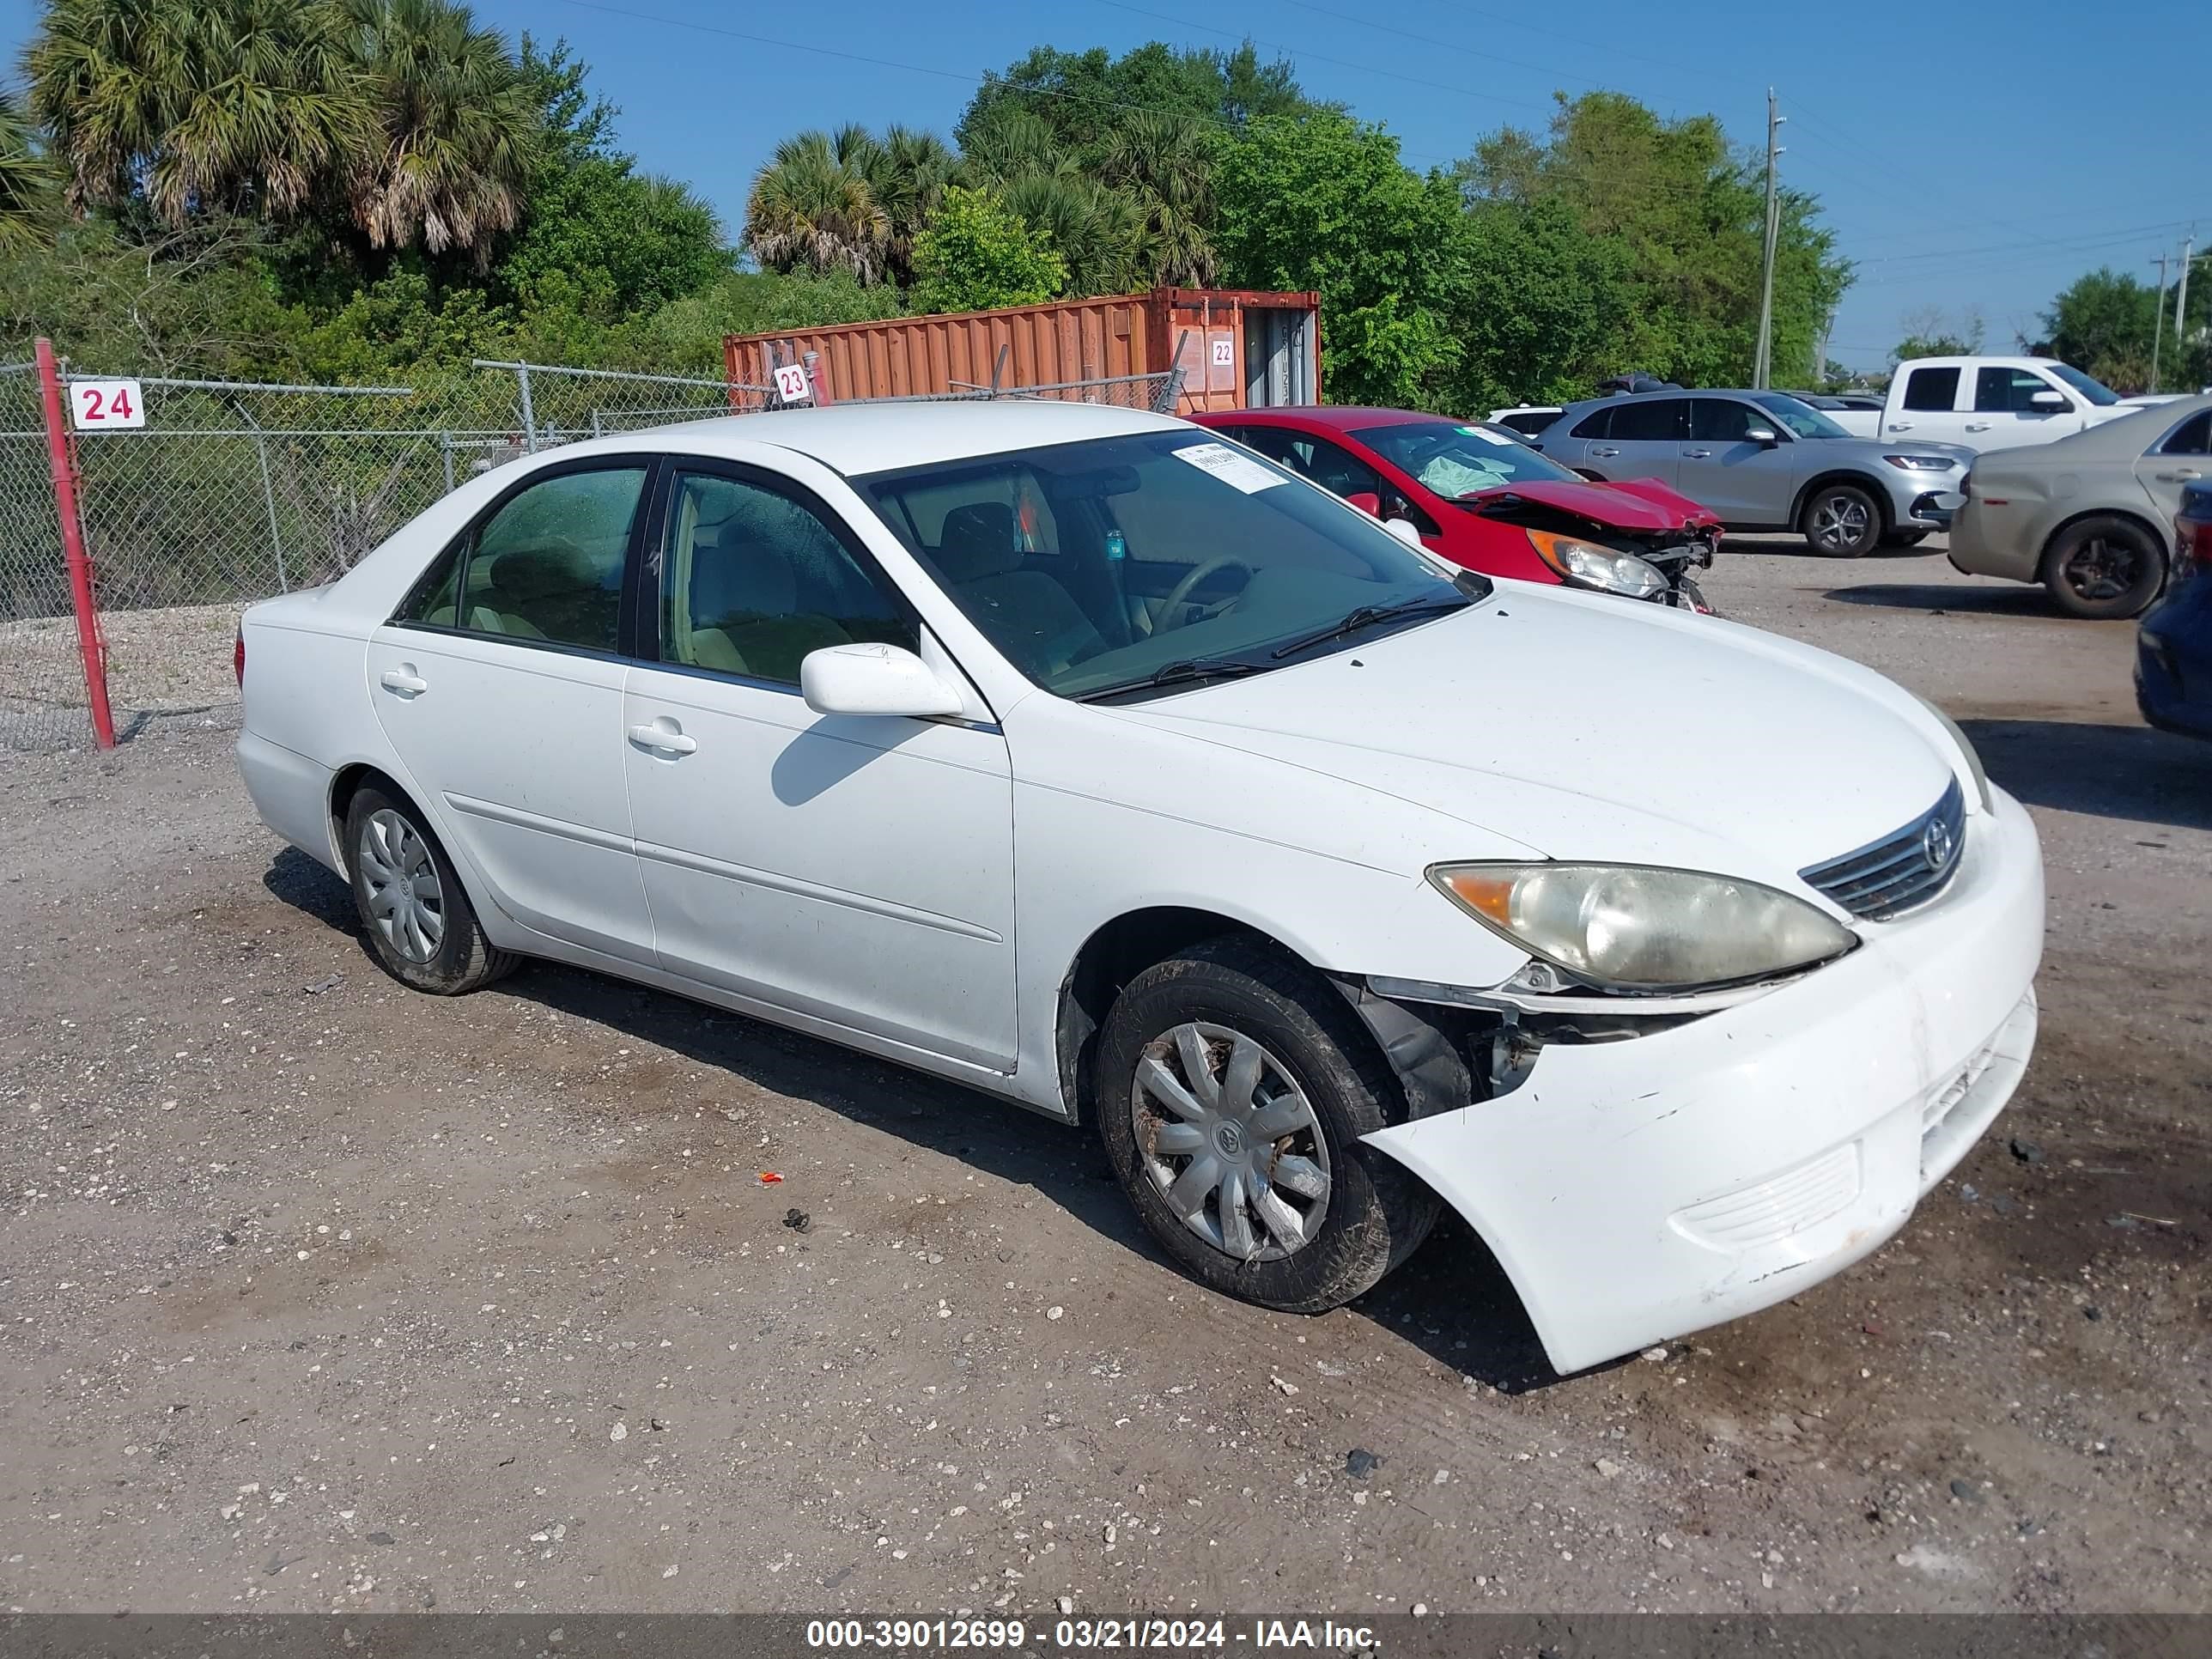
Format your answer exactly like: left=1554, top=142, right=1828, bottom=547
left=1357, top=786, right=2045, bottom=1376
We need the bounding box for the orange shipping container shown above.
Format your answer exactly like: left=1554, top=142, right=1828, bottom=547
left=724, top=288, right=1321, bottom=417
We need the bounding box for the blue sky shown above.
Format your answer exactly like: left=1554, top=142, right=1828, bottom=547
left=6, top=0, right=2207, bottom=375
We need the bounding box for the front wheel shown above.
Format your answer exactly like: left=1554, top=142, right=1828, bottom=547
left=1094, top=939, right=1440, bottom=1313
left=1800, top=482, right=1884, bottom=556
left=2040, top=514, right=2166, bottom=619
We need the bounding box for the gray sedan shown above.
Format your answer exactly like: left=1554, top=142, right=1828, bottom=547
left=1947, top=393, right=2212, bottom=618
left=1538, top=390, right=1972, bottom=556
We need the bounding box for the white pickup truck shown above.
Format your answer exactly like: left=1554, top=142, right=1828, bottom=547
left=1878, top=356, right=2163, bottom=453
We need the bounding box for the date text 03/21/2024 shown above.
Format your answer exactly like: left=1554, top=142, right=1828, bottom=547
left=804, top=1619, right=1380, bottom=1650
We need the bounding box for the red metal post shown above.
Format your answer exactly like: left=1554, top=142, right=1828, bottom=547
left=34, top=337, right=115, bottom=749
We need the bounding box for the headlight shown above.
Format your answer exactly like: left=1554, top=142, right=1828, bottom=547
left=1913, top=695, right=1994, bottom=812
left=1883, top=454, right=1958, bottom=471
left=1524, top=528, right=1668, bottom=599
left=1429, top=862, right=1856, bottom=991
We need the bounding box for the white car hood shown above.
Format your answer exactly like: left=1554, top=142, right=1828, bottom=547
left=1115, top=586, right=1960, bottom=894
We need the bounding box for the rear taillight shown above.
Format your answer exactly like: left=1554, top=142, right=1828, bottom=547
left=234, top=628, right=245, bottom=686
left=2182, top=514, right=2212, bottom=569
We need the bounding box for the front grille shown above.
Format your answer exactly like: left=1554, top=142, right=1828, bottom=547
left=1801, top=778, right=1966, bottom=920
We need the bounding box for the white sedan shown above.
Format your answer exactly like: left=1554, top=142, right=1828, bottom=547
left=235, top=401, right=2044, bottom=1374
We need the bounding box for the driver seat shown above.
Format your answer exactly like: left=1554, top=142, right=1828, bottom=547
left=934, top=502, right=1104, bottom=678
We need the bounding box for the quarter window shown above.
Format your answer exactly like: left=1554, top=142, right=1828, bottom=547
left=659, top=471, right=915, bottom=685
left=1569, top=407, right=1613, bottom=440
left=1902, top=367, right=1961, bottom=411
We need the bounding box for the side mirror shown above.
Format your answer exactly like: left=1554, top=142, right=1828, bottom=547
left=1744, top=425, right=1780, bottom=447
left=2031, top=388, right=2069, bottom=410
left=1344, top=490, right=1382, bottom=517
left=1382, top=517, right=1425, bottom=550
left=799, top=642, right=963, bottom=720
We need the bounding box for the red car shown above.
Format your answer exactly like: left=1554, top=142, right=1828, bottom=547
left=1192, top=406, right=1721, bottom=610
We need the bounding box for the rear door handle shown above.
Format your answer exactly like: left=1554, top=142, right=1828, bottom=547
left=1681, top=447, right=1712, bottom=458
left=1964, top=422, right=1992, bottom=432
left=379, top=667, right=427, bottom=696
left=1888, top=421, right=1913, bottom=431
left=1589, top=446, right=1620, bottom=458
left=629, top=720, right=697, bottom=756
left=2156, top=468, right=2203, bottom=483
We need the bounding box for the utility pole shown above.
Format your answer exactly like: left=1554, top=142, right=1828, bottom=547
left=2150, top=251, right=2171, bottom=395
left=1752, top=88, right=1785, bottom=390
left=2174, top=231, right=2197, bottom=389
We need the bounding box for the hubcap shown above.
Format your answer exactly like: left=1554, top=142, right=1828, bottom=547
left=1810, top=493, right=1870, bottom=551
left=2062, top=535, right=2141, bottom=604
left=358, top=808, right=445, bottom=963
left=1131, top=1022, right=1333, bottom=1262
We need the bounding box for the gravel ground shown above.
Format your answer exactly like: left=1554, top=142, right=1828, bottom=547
left=1, top=538, right=2207, bottom=1618
left=0, top=602, right=240, bottom=753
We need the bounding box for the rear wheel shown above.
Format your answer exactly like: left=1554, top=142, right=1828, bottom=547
left=1094, top=939, right=1439, bottom=1313
left=343, top=785, right=516, bottom=994
left=1800, top=482, right=1884, bottom=556
left=2040, top=514, right=2166, bottom=619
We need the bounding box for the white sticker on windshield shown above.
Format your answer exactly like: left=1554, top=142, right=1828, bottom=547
left=1172, top=441, right=1285, bottom=494
left=1458, top=423, right=1514, bottom=445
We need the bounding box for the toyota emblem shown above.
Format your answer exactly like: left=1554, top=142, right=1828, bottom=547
left=1922, top=817, right=1955, bottom=872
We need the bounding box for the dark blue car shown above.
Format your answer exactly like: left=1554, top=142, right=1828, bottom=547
left=2136, top=479, right=2212, bottom=738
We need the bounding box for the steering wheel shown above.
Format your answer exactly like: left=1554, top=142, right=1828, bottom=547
left=1159, top=556, right=1254, bottom=625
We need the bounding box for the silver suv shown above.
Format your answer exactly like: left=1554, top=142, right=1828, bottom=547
left=1538, top=390, right=1972, bottom=556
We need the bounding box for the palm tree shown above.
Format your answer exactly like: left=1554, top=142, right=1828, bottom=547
left=999, top=171, right=1143, bottom=298
left=347, top=0, right=538, bottom=258
left=0, top=94, right=55, bottom=255
left=1101, top=110, right=1217, bottom=287
left=859, top=125, right=955, bottom=287
left=743, top=127, right=890, bottom=283
left=25, top=0, right=375, bottom=225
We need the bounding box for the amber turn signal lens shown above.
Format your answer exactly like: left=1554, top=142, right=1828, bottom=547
left=1437, top=868, right=1515, bottom=927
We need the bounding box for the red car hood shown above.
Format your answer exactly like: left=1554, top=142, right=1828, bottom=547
left=1462, top=477, right=1717, bottom=532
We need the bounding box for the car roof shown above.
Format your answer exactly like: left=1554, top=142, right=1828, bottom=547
left=1189, top=405, right=1449, bottom=433
left=1561, top=387, right=1771, bottom=413
left=629, top=398, right=1188, bottom=475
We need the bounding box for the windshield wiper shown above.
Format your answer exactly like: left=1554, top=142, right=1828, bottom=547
left=1267, top=592, right=1471, bottom=659
left=1073, top=657, right=1269, bottom=703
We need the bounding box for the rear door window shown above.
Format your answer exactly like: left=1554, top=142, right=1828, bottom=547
left=1610, top=399, right=1686, bottom=441
left=1902, top=367, right=1962, bottom=411
left=2159, top=410, right=2210, bottom=455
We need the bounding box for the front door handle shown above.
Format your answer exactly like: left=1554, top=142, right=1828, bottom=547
left=1888, top=421, right=1913, bottom=431
left=379, top=666, right=427, bottom=696
left=1681, top=447, right=1712, bottom=459
left=629, top=720, right=697, bottom=756
left=1589, top=446, right=1620, bottom=458
left=2156, top=468, right=2204, bottom=483
left=1964, top=421, right=1993, bottom=432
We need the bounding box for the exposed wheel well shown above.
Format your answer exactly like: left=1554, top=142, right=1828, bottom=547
left=1790, top=471, right=1893, bottom=536
left=1056, top=907, right=1289, bottom=1122
left=327, top=763, right=405, bottom=858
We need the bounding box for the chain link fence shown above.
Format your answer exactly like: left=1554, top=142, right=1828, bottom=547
left=0, top=354, right=1182, bottom=755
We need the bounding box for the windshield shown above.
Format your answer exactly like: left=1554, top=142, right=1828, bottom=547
left=856, top=431, right=1479, bottom=701
left=1750, top=392, right=1850, bottom=440
left=1351, top=419, right=1582, bottom=493
left=2048, top=362, right=2120, bottom=406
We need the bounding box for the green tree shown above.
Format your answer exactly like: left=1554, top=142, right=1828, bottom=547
left=1100, top=109, right=1216, bottom=287
left=1214, top=112, right=1462, bottom=405
left=1892, top=304, right=1984, bottom=363
left=957, top=41, right=1310, bottom=162
left=2039, top=267, right=2209, bottom=393
left=25, top=0, right=375, bottom=226
left=346, top=0, right=540, bottom=259
left=1461, top=92, right=1850, bottom=388
left=1442, top=198, right=1635, bottom=411
left=495, top=37, right=726, bottom=316
left=909, top=184, right=1065, bottom=314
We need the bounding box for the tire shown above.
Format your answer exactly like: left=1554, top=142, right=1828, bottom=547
left=1799, top=481, right=1884, bottom=556
left=343, top=784, right=516, bottom=994
left=1093, top=938, right=1441, bottom=1313
left=2039, top=514, right=2166, bottom=620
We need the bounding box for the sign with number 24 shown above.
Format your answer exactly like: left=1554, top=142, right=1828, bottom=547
left=70, top=379, right=146, bottom=430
